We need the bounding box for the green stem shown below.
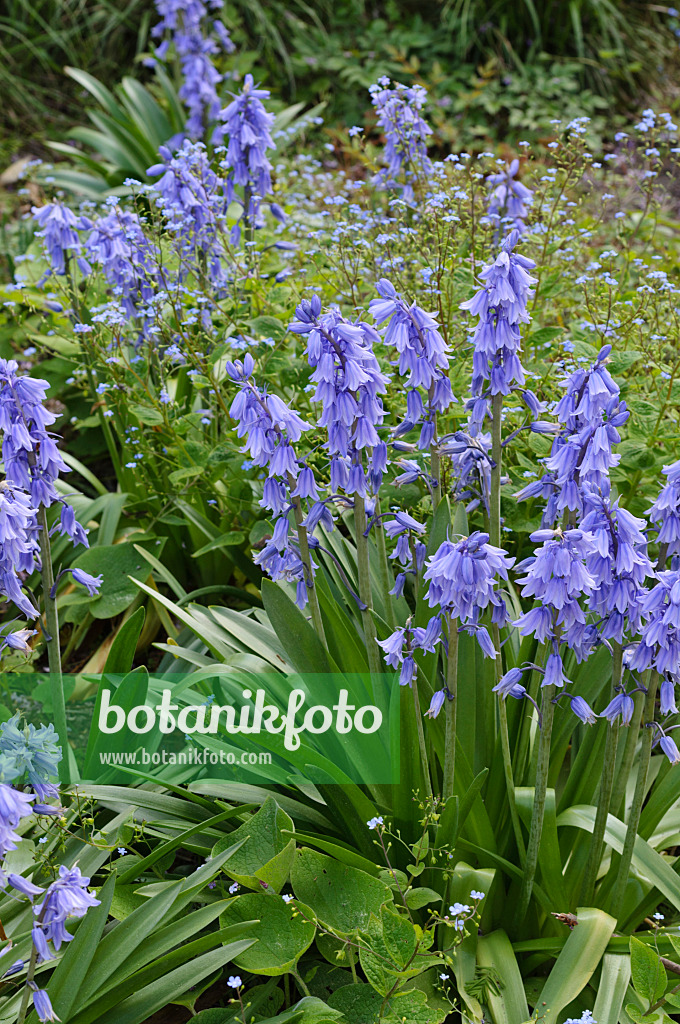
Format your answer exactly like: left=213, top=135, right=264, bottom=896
left=430, top=444, right=441, bottom=510
left=610, top=688, right=645, bottom=819
left=580, top=642, right=623, bottom=905
left=413, top=676, right=433, bottom=802
left=290, top=491, right=326, bottom=645
left=499, top=691, right=527, bottom=861
left=37, top=505, right=70, bottom=785
left=610, top=671, right=659, bottom=923
left=16, top=942, right=38, bottom=1024
left=518, top=684, right=556, bottom=920
left=354, top=495, right=381, bottom=676
left=374, top=500, right=396, bottom=630
left=490, top=393, right=503, bottom=548
left=442, top=618, right=459, bottom=803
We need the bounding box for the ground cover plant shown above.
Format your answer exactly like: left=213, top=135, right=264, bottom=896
left=0, top=1, right=679, bottom=1022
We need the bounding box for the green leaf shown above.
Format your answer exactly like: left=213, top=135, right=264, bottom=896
left=109, top=884, right=147, bottom=921
left=212, top=797, right=295, bottom=893
left=74, top=881, right=184, bottom=1009
left=103, top=607, right=145, bottom=675
left=630, top=936, right=666, bottom=1004
left=328, top=983, right=441, bottom=1023
left=593, top=953, right=632, bottom=1024
left=528, top=327, right=563, bottom=346
left=44, top=873, right=115, bottom=1021
left=536, top=907, right=617, bottom=1024
left=129, top=403, right=164, bottom=426
left=192, top=532, right=246, bottom=557
left=291, top=847, right=392, bottom=936
left=405, top=887, right=443, bottom=910
left=477, top=930, right=529, bottom=1024
left=82, top=667, right=149, bottom=781
left=71, top=543, right=151, bottom=619
left=557, top=805, right=680, bottom=912
left=219, top=892, right=316, bottom=975
left=85, top=942, right=255, bottom=1024
left=261, top=580, right=337, bottom=674
left=380, top=902, right=418, bottom=968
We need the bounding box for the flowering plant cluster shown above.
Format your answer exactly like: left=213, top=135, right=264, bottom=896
left=0, top=715, right=101, bottom=1023
left=4, top=19, right=680, bottom=1019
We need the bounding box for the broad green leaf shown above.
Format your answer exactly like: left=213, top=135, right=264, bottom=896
left=405, top=887, right=443, bottom=910
left=72, top=543, right=151, bottom=619
left=262, top=579, right=338, bottom=674
left=328, top=982, right=441, bottom=1023
left=287, top=831, right=379, bottom=876
left=109, top=884, right=146, bottom=921
left=82, top=667, right=149, bottom=782
left=103, top=607, right=145, bottom=675
left=630, top=936, right=666, bottom=1004
left=537, top=907, right=617, bottom=1024
left=220, top=893, right=316, bottom=975
left=212, top=796, right=295, bottom=892
left=291, top=847, right=392, bottom=936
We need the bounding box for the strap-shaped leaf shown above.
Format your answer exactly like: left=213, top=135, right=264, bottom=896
left=537, top=907, right=617, bottom=1024
left=477, top=929, right=529, bottom=1024
left=40, top=873, right=116, bottom=1022
left=558, top=805, right=680, bottom=911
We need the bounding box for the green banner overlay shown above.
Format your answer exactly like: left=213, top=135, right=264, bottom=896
left=15, top=671, right=400, bottom=785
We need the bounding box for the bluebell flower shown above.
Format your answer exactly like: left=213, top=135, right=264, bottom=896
left=85, top=207, right=160, bottom=323
left=290, top=296, right=388, bottom=498
left=659, top=733, right=680, bottom=765
left=31, top=203, right=91, bottom=280
left=152, top=0, right=234, bottom=140
left=460, top=232, right=537, bottom=435
left=35, top=865, right=100, bottom=950
left=67, top=568, right=103, bottom=597
left=0, top=481, right=38, bottom=618
left=486, top=158, right=533, bottom=233
left=0, top=715, right=61, bottom=797
left=370, top=279, right=454, bottom=449
left=629, top=571, right=680, bottom=679
left=581, top=494, right=653, bottom=642
left=148, top=141, right=227, bottom=287
left=516, top=345, right=628, bottom=524
left=426, top=688, right=447, bottom=718
left=220, top=74, right=276, bottom=240
left=32, top=988, right=59, bottom=1022
left=0, top=629, right=36, bottom=655
left=648, top=459, right=680, bottom=563
left=514, top=528, right=597, bottom=697
left=0, top=360, right=90, bottom=553
left=439, top=431, right=493, bottom=514
left=226, top=356, right=317, bottom=607
left=600, top=691, right=635, bottom=725
left=424, top=531, right=514, bottom=633
left=369, top=78, right=432, bottom=201
left=570, top=695, right=597, bottom=724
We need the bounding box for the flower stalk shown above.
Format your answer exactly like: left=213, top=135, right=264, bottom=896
left=37, top=506, right=70, bottom=786
left=518, top=684, right=556, bottom=919
left=610, top=670, right=659, bottom=922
